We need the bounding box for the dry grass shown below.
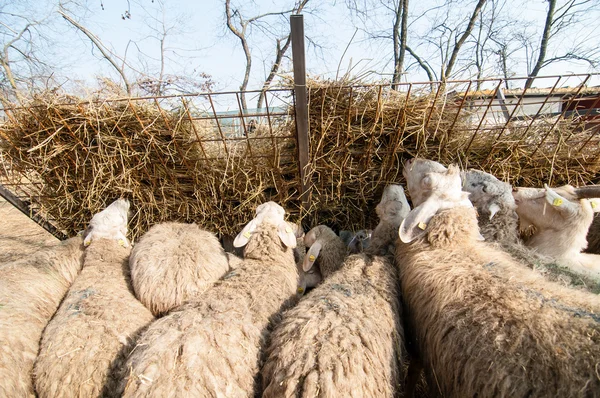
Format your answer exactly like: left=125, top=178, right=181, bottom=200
left=1, top=80, right=599, bottom=238
left=0, top=92, right=299, bottom=240
left=303, top=78, right=600, bottom=231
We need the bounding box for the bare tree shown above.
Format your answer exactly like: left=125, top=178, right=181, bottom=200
left=525, top=0, right=599, bottom=89
left=59, top=7, right=131, bottom=94
left=224, top=0, right=310, bottom=110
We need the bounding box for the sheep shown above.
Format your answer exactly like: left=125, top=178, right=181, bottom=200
left=0, top=236, right=84, bottom=398
left=461, top=168, right=520, bottom=245
left=513, top=184, right=600, bottom=281
left=261, top=184, right=410, bottom=398
left=118, top=201, right=299, bottom=397
left=34, top=199, right=155, bottom=398
left=397, top=158, right=600, bottom=397
left=129, top=222, right=230, bottom=316
left=340, top=229, right=372, bottom=253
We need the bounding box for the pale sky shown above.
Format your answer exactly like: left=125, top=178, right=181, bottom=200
left=5, top=0, right=600, bottom=98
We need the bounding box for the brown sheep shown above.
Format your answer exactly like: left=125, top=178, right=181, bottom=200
left=0, top=237, right=84, bottom=397
left=34, top=199, right=155, bottom=397
left=261, top=185, right=410, bottom=397
left=397, top=159, right=600, bottom=397
left=129, top=222, right=230, bottom=316
left=118, top=201, right=298, bottom=397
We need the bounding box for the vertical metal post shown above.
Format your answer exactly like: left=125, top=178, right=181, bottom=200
left=290, top=14, right=311, bottom=213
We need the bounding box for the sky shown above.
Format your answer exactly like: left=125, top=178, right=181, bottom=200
left=3, top=0, right=600, bottom=103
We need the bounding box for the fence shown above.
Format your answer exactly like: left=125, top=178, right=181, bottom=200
left=0, top=73, right=599, bottom=240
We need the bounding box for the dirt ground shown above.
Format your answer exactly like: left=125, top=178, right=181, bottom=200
left=0, top=198, right=59, bottom=264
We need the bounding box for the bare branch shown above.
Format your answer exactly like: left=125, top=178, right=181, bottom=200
left=59, top=8, right=131, bottom=94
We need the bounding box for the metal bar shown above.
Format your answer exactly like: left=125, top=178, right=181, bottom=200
left=530, top=75, right=591, bottom=157
left=262, top=93, right=278, bottom=162
left=496, top=85, right=511, bottom=122
left=0, top=183, right=67, bottom=240
left=207, top=94, right=230, bottom=158
left=235, top=92, right=256, bottom=161
left=181, top=98, right=209, bottom=161
left=291, top=14, right=311, bottom=212
left=362, top=85, right=383, bottom=170
left=464, top=80, right=504, bottom=154
left=514, top=76, right=562, bottom=144
left=440, top=81, right=472, bottom=152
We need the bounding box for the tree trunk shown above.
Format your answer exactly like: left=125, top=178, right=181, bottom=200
left=524, top=0, right=556, bottom=90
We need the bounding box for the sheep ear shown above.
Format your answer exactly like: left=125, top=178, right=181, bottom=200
left=233, top=218, right=259, bottom=247
left=399, top=198, right=439, bottom=243
left=488, top=203, right=501, bottom=220
left=544, top=184, right=578, bottom=215
left=278, top=222, right=297, bottom=248
left=83, top=227, right=94, bottom=247
left=303, top=241, right=322, bottom=272
left=588, top=199, right=600, bottom=213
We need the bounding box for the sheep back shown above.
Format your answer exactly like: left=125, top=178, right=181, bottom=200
left=129, top=222, right=230, bottom=316
left=0, top=237, right=84, bottom=397
left=397, top=206, right=600, bottom=398
left=120, top=222, right=298, bottom=397
left=261, top=253, right=404, bottom=397
left=34, top=239, right=154, bottom=398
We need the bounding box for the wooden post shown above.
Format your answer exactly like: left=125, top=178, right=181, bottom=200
left=290, top=14, right=311, bottom=213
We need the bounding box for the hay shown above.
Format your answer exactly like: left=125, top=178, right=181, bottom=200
left=303, top=78, right=600, bottom=231
left=1, top=79, right=599, bottom=237
left=0, top=92, right=299, bottom=240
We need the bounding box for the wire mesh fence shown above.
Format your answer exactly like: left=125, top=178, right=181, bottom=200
left=0, top=73, right=599, bottom=239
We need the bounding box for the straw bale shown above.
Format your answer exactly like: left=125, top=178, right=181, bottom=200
left=129, top=222, right=230, bottom=316
left=0, top=237, right=84, bottom=397
left=1, top=80, right=599, bottom=236
left=0, top=92, right=299, bottom=240
left=118, top=221, right=298, bottom=397
left=34, top=239, right=154, bottom=398
left=397, top=206, right=600, bottom=397
left=303, top=79, right=600, bottom=232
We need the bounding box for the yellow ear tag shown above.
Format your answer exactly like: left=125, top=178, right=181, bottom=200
left=552, top=198, right=563, bottom=207
left=418, top=222, right=427, bottom=230
left=309, top=254, right=316, bottom=262
left=243, top=231, right=251, bottom=239
left=297, top=287, right=305, bottom=294
left=285, top=226, right=293, bottom=233
left=118, top=239, right=125, bottom=247
left=591, top=201, right=597, bottom=209
left=84, top=240, right=91, bottom=247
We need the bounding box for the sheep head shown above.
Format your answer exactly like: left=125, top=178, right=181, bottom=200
left=402, top=158, right=448, bottom=207
left=83, top=198, right=130, bottom=247
left=233, top=201, right=297, bottom=249
left=376, top=184, right=410, bottom=225
left=462, top=169, right=516, bottom=220
left=400, top=162, right=475, bottom=243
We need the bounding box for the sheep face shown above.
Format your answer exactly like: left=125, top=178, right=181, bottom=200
left=233, top=201, right=297, bottom=249
left=83, top=198, right=130, bottom=247
left=376, top=184, right=410, bottom=223
left=296, top=261, right=323, bottom=294
left=513, top=185, right=595, bottom=234
left=402, top=158, right=448, bottom=207
left=462, top=170, right=515, bottom=220
left=400, top=163, right=473, bottom=243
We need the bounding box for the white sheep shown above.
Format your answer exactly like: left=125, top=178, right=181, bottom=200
left=397, top=158, right=600, bottom=397
left=118, top=201, right=299, bottom=397
left=0, top=236, right=84, bottom=397
left=261, top=185, right=410, bottom=397
left=513, top=184, right=600, bottom=281
left=34, top=199, right=155, bottom=398
left=129, top=221, right=230, bottom=316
